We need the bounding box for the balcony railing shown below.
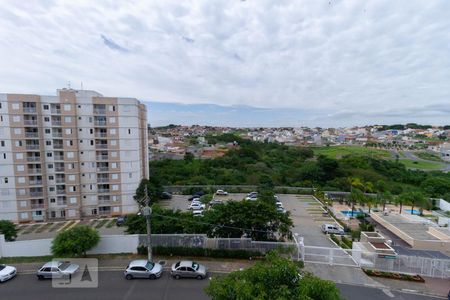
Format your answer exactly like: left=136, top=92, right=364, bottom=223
left=98, top=199, right=111, bottom=204
left=97, top=167, right=109, bottom=172
left=51, top=109, right=61, bottom=114
left=56, top=189, right=66, bottom=195
left=27, top=157, right=41, bottom=162
left=30, top=192, right=43, bottom=197
left=55, top=167, right=65, bottom=172
left=95, top=144, right=108, bottom=149
left=94, top=109, right=106, bottom=115
left=31, top=203, right=45, bottom=209
left=56, top=201, right=67, bottom=206
left=54, top=156, right=64, bottom=161
left=24, top=120, right=38, bottom=125
left=23, top=107, right=37, bottom=113
left=94, top=121, right=107, bottom=126
left=99, top=210, right=111, bottom=215
left=52, top=133, right=62, bottom=138
left=52, top=120, right=62, bottom=126
left=53, top=144, right=63, bottom=149
left=56, top=178, right=65, bottom=184
left=25, top=132, right=39, bottom=138
left=32, top=215, right=45, bottom=221
left=96, top=155, right=109, bottom=161
left=29, top=180, right=43, bottom=186
left=26, top=144, right=40, bottom=150
left=95, top=133, right=108, bottom=138
left=28, top=168, right=42, bottom=174
left=97, top=177, right=109, bottom=183
left=98, top=189, right=110, bottom=193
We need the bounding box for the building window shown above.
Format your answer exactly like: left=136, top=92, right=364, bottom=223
left=63, top=104, right=71, bottom=111
left=49, top=175, right=54, bottom=180
left=44, top=117, right=50, bottom=122
left=109, top=117, right=116, bottom=123
left=4, top=177, right=8, bottom=183
left=64, top=116, right=71, bottom=123
left=12, top=115, right=21, bottom=122
left=46, top=141, right=51, bottom=146
left=45, top=129, right=51, bottom=134
left=1, top=141, right=4, bottom=147
left=12, top=103, right=20, bottom=110
left=49, top=187, right=55, bottom=192
left=47, top=152, right=52, bottom=157
left=48, top=164, right=53, bottom=168
left=50, top=198, right=55, bottom=203
left=128, top=129, right=131, bottom=134
left=90, top=140, right=94, bottom=146
left=43, top=104, right=49, bottom=110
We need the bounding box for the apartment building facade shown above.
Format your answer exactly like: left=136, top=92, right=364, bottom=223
left=0, top=89, right=148, bottom=223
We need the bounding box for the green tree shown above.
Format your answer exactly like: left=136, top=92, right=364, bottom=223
left=52, top=225, right=100, bottom=257
left=349, top=188, right=364, bottom=217
left=0, top=220, right=18, bottom=241
left=205, top=252, right=343, bottom=300
left=134, top=178, right=164, bottom=207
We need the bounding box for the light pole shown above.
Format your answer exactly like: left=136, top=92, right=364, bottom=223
left=143, top=185, right=152, bottom=262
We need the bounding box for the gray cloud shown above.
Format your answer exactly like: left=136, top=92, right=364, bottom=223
left=0, top=0, right=449, bottom=126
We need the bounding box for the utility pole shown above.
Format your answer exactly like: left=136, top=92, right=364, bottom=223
left=143, top=185, right=152, bottom=262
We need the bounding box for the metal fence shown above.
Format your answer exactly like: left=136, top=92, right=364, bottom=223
left=137, top=234, right=450, bottom=279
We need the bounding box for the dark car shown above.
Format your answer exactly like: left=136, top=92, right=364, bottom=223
left=116, top=215, right=127, bottom=226
left=161, top=192, right=172, bottom=199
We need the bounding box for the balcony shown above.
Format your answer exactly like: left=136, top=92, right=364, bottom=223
left=32, top=214, right=45, bottom=221
left=25, top=132, right=39, bottom=138
left=98, top=189, right=110, bottom=193
left=52, top=132, right=63, bottom=138
left=56, top=189, right=66, bottom=195
left=53, top=144, right=63, bottom=150
left=95, top=144, right=108, bottom=149
left=56, top=201, right=67, bottom=206
left=24, top=120, right=38, bottom=126
left=55, top=166, right=65, bottom=172
left=95, top=132, right=107, bottom=138
left=23, top=107, right=37, bottom=113
left=97, top=166, right=109, bottom=172
left=54, top=155, right=64, bottom=161
left=99, top=209, right=111, bottom=215
left=51, top=108, right=61, bottom=114
left=94, top=120, right=107, bottom=126
left=28, top=168, right=42, bottom=175
left=30, top=192, right=43, bottom=197
left=56, top=178, right=65, bottom=184
left=96, top=155, right=109, bottom=161
left=94, top=108, right=106, bottom=115
left=27, top=156, right=41, bottom=162
left=29, top=180, right=43, bottom=186
left=31, top=203, right=45, bottom=209
left=97, top=177, right=109, bottom=183
left=26, top=144, right=40, bottom=150
left=52, top=120, right=62, bottom=126
left=98, top=199, right=111, bottom=205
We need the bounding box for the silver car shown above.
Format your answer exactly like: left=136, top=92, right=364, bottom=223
left=37, top=261, right=79, bottom=280
left=171, top=261, right=207, bottom=280
left=0, top=264, right=17, bottom=282
left=124, top=260, right=163, bottom=280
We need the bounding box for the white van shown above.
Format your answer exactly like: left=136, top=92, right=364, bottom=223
left=321, top=224, right=344, bottom=235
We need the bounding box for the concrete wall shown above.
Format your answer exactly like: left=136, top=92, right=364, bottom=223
left=370, top=213, right=415, bottom=246
left=439, top=199, right=450, bottom=211
left=0, top=234, right=139, bottom=258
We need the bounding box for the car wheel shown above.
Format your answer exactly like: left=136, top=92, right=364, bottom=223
left=196, top=275, right=203, bottom=280
left=125, top=274, right=133, bottom=280
left=174, top=274, right=180, bottom=280
left=149, top=274, right=156, bottom=280
left=37, top=275, right=44, bottom=280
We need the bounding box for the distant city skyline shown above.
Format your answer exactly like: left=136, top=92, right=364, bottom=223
left=1, top=1, right=450, bottom=127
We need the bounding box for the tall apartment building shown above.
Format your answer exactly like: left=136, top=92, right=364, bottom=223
left=0, top=88, right=149, bottom=223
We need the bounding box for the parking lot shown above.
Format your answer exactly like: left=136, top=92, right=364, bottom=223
left=160, top=192, right=338, bottom=248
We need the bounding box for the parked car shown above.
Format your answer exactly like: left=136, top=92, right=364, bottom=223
left=160, top=192, right=172, bottom=200
left=247, top=192, right=257, bottom=198
left=189, top=203, right=206, bottom=210
left=171, top=261, right=207, bottom=279
left=116, top=215, right=127, bottom=226
left=321, top=224, right=344, bottom=235
left=209, top=199, right=222, bottom=206
left=245, top=195, right=258, bottom=201
left=0, top=264, right=16, bottom=282
left=215, top=190, right=228, bottom=196
left=188, top=196, right=201, bottom=201
left=192, top=210, right=204, bottom=217
left=276, top=206, right=286, bottom=214
left=124, top=260, right=163, bottom=280
left=37, top=261, right=79, bottom=280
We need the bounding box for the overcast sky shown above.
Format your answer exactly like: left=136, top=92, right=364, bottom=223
left=1, top=1, right=449, bottom=127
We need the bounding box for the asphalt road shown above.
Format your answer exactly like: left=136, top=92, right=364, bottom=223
left=1, top=272, right=443, bottom=300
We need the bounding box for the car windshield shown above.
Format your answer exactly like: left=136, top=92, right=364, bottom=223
left=0, top=265, right=5, bottom=271
left=58, top=262, right=71, bottom=271
left=174, top=262, right=180, bottom=268
left=192, top=262, right=199, bottom=270
left=145, top=261, right=154, bottom=270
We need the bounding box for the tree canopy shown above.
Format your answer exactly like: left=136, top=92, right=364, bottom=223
left=0, top=220, right=17, bottom=241
left=205, top=252, right=343, bottom=300
left=52, top=225, right=100, bottom=257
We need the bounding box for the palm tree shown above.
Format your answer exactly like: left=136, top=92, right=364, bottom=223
left=409, top=191, right=427, bottom=216
left=378, top=191, right=393, bottom=212
left=396, top=192, right=409, bottom=214
left=350, top=188, right=365, bottom=217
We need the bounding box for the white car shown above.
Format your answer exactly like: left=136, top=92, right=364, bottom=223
left=192, top=210, right=204, bottom=217
left=215, top=190, right=228, bottom=196
left=245, top=196, right=258, bottom=201
left=124, top=260, right=163, bottom=280
left=0, top=264, right=16, bottom=282
left=189, top=203, right=206, bottom=210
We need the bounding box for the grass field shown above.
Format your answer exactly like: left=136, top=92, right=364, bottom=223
left=415, top=151, right=443, bottom=162
left=312, top=146, right=391, bottom=159
left=400, top=159, right=443, bottom=170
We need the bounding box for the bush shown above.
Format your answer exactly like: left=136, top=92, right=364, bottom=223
left=137, top=245, right=262, bottom=259
left=0, top=220, right=18, bottom=241
left=52, top=225, right=100, bottom=257
left=341, top=236, right=353, bottom=248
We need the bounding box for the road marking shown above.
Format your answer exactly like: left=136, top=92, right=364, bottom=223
left=382, top=289, right=395, bottom=298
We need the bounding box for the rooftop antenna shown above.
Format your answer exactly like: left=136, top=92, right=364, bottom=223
left=67, top=81, right=71, bottom=89
left=81, top=81, right=84, bottom=90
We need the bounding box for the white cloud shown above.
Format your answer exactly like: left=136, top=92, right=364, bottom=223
left=0, top=0, right=449, bottom=126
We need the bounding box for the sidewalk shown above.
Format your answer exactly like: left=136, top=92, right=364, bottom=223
left=304, top=262, right=450, bottom=298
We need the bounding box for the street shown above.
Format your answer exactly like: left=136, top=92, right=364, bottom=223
left=0, top=272, right=444, bottom=300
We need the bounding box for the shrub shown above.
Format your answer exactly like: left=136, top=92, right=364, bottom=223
left=137, top=245, right=263, bottom=259
left=52, top=225, right=100, bottom=257
left=0, top=220, right=18, bottom=241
